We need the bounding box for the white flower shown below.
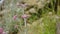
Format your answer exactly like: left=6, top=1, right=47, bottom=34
left=47, top=0, right=50, bottom=3
left=29, top=8, right=36, bottom=13
left=55, top=15, right=60, bottom=19
left=48, top=12, right=52, bottom=15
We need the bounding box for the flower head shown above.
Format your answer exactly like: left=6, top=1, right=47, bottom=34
left=55, top=15, right=60, bottom=19
left=0, top=28, right=3, bottom=34
left=2, top=32, right=6, bottom=34
left=13, top=15, right=17, bottom=20
left=21, top=14, right=28, bottom=18
left=49, top=12, right=52, bottom=15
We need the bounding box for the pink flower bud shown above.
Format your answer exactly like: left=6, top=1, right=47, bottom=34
left=0, top=28, right=3, bottom=34
left=21, top=14, right=28, bottom=18
left=13, top=15, right=17, bottom=20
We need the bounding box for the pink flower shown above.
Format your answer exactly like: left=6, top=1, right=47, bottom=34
left=13, top=15, right=17, bottom=20
left=21, top=14, right=28, bottom=18
left=0, top=28, right=3, bottom=34
left=2, top=31, right=9, bottom=34
left=2, top=32, right=6, bottom=34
